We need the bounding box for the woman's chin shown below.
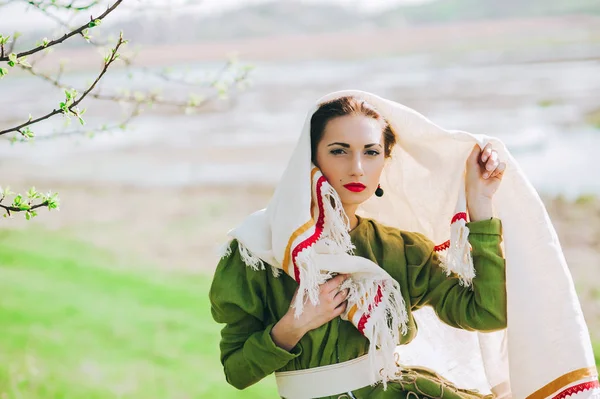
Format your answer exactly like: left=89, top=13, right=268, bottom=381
left=339, top=191, right=372, bottom=206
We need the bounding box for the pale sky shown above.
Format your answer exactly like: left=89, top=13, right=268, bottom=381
left=0, top=0, right=432, bottom=31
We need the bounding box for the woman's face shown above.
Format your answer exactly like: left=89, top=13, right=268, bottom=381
left=315, top=114, right=386, bottom=209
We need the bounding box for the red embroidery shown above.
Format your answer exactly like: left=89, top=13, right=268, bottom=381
left=451, top=212, right=467, bottom=223
left=552, top=380, right=600, bottom=399
left=357, top=285, right=383, bottom=334
left=291, top=175, right=327, bottom=283
left=434, top=240, right=450, bottom=252
left=433, top=212, right=467, bottom=251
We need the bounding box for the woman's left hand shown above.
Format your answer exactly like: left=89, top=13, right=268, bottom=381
left=465, top=143, right=506, bottom=201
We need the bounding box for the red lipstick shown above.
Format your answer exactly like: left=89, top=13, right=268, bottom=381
left=343, top=183, right=366, bottom=192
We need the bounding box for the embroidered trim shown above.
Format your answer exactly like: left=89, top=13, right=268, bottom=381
left=290, top=174, right=327, bottom=282
left=526, top=367, right=599, bottom=399
left=434, top=240, right=450, bottom=252
left=357, top=285, right=383, bottom=334
left=433, top=212, right=468, bottom=252
left=552, top=380, right=600, bottom=399
left=451, top=212, right=467, bottom=223
left=282, top=167, right=319, bottom=276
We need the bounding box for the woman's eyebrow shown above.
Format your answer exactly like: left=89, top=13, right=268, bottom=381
left=327, top=142, right=350, bottom=148
left=327, top=142, right=383, bottom=148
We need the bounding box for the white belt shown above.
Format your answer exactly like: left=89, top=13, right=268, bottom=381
left=275, top=352, right=384, bottom=399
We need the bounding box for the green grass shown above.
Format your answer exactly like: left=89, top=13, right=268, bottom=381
left=0, top=229, right=277, bottom=398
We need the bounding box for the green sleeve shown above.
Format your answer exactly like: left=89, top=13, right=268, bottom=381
left=209, top=240, right=302, bottom=390
left=405, top=218, right=507, bottom=332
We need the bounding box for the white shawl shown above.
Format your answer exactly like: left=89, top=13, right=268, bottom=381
left=224, top=90, right=599, bottom=398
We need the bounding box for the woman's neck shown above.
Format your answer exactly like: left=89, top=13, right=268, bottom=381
left=343, top=204, right=359, bottom=231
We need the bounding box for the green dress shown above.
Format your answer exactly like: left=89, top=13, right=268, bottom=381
left=209, top=217, right=507, bottom=398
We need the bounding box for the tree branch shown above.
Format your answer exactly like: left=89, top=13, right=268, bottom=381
left=24, top=0, right=101, bottom=12
left=0, top=32, right=126, bottom=137
left=22, top=0, right=244, bottom=90
left=0, top=0, right=122, bottom=61
left=16, top=54, right=252, bottom=111
left=0, top=201, right=49, bottom=213
left=0, top=187, right=59, bottom=218
left=31, top=103, right=141, bottom=141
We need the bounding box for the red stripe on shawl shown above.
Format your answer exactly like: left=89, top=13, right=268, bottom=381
left=291, top=175, right=327, bottom=283
left=451, top=212, right=467, bottom=223
left=357, top=285, right=383, bottom=334
left=434, top=240, right=450, bottom=252
left=551, top=380, right=600, bottom=399
left=433, top=212, right=468, bottom=252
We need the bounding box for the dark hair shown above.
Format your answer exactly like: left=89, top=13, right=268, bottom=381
left=310, top=96, right=396, bottom=163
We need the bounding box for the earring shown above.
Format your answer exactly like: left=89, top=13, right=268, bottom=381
left=375, top=184, right=384, bottom=197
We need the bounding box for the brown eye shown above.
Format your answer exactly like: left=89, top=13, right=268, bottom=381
left=365, top=150, right=380, bottom=156
left=330, top=149, right=346, bottom=155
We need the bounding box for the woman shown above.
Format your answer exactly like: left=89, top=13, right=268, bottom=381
left=210, top=91, right=599, bottom=399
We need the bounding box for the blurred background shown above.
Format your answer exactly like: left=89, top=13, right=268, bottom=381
left=1, top=0, right=599, bottom=397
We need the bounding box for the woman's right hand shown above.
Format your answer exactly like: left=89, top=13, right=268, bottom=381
left=271, top=274, right=350, bottom=351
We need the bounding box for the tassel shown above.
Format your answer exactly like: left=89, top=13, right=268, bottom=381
left=441, top=173, right=475, bottom=286
left=237, top=241, right=265, bottom=271
left=217, top=238, right=234, bottom=259
left=444, top=219, right=475, bottom=286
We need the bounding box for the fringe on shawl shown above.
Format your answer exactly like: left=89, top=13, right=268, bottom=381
left=441, top=219, right=475, bottom=287
left=438, top=179, right=476, bottom=287
left=291, top=179, right=354, bottom=317
left=346, top=277, right=409, bottom=389
left=217, top=238, right=234, bottom=259
left=218, top=237, right=280, bottom=277
left=291, top=175, right=409, bottom=387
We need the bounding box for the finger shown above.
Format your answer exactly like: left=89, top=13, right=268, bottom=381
left=333, top=288, right=349, bottom=305
left=323, top=274, right=348, bottom=293
left=484, top=154, right=499, bottom=174
left=481, top=143, right=493, bottom=162
left=333, top=300, right=348, bottom=317
left=485, top=150, right=498, bottom=168
left=490, top=162, right=506, bottom=178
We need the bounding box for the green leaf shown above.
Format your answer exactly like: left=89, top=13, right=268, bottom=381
left=42, top=37, right=49, bottom=47
left=45, top=193, right=60, bottom=211
left=12, top=194, right=23, bottom=206
left=3, top=186, right=13, bottom=198
left=88, top=19, right=102, bottom=28
left=8, top=53, right=17, bottom=62
left=7, top=60, right=15, bottom=67
left=20, top=127, right=35, bottom=139
left=18, top=57, right=31, bottom=68
left=25, top=212, right=31, bottom=220
left=0, top=67, right=7, bottom=78
left=78, top=116, right=85, bottom=126
left=27, top=186, right=39, bottom=199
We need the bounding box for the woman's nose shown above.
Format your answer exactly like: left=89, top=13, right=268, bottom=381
left=350, top=155, right=364, bottom=176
